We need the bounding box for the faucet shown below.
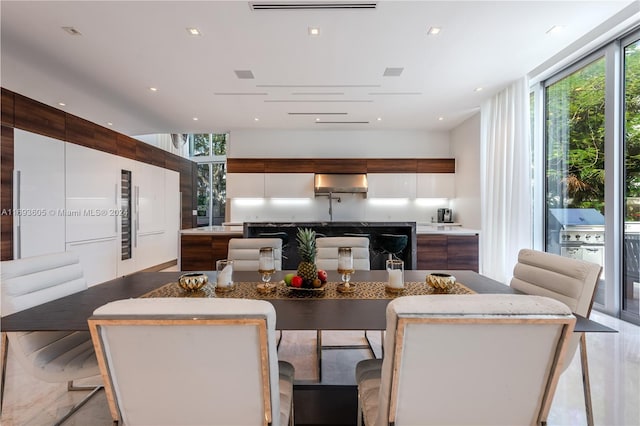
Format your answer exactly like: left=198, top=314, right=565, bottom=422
left=328, top=192, right=341, bottom=222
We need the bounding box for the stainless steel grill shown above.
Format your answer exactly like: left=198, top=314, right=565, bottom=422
left=550, top=209, right=605, bottom=274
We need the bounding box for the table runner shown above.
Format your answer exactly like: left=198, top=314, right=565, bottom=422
left=141, top=280, right=475, bottom=300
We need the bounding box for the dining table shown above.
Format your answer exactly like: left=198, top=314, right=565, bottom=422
left=0, top=269, right=616, bottom=425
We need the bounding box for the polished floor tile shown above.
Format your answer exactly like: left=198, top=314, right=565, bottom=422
left=1, top=312, right=638, bottom=425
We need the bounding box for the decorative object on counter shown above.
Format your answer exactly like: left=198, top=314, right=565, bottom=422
left=385, top=259, right=404, bottom=294
left=295, top=227, right=319, bottom=288
left=426, top=272, right=456, bottom=293
left=215, top=259, right=235, bottom=292
left=337, top=246, right=355, bottom=293
left=178, top=272, right=209, bottom=291
left=257, top=247, right=276, bottom=294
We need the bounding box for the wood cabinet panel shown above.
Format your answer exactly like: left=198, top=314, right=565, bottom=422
left=212, top=235, right=233, bottom=264
left=1, top=126, right=13, bottom=260
left=1, top=88, right=14, bottom=127
left=14, top=94, right=66, bottom=140
left=367, top=159, right=417, bottom=173
left=136, top=142, right=165, bottom=168
left=227, top=158, right=265, bottom=173
left=180, top=235, right=214, bottom=271
left=66, top=114, right=117, bottom=155
left=447, top=235, right=479, bottom=272
left=264, top=159, right=315, bottom=173
left=313, top=159, right=367, bottom=173
left=417, top=159, right=456, bottom=173
left=116, top=134, right=137, bottom=160
left=417, top=234, right=478, bottom=271
left=417, top=234, right=448, bottom=270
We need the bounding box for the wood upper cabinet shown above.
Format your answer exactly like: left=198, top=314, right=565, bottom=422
left=14, top=94, right=66, bottom=140
left=227, top=158, right=454, bottom=174
left=66, top=114, right=117, bottom=155
left=1, top=88, right=14, bottom=127
left=417, top=234, right=478, bottom=272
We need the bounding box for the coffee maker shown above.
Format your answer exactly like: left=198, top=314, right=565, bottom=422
left=437, top=208, right=452, bottom=223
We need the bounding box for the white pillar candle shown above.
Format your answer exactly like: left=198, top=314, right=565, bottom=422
left=217, top=264, right=233, bottom=287
left=387, top=269, right=404, bottom=288
left=259, top=257, right=270, bottom=271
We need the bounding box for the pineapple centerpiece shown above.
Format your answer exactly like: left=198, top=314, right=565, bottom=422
left=296, top=228, right=318, bottom=288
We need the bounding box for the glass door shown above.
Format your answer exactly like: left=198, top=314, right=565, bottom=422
left=623, top=35, right=640, bottom=323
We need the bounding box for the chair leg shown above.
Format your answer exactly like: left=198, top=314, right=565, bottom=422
left=53, top=382, right=103, bottom=426
left=1, top=332, right=8, bottom=413
left=579, top=333, right=594, bottom=426
left=316, top=330, right=322, bottom=382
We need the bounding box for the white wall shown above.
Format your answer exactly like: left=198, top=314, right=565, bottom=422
left=227, top=129, right=453, bottom=223
left=450, top=113, right=481, bottom=230
left=229, top=129, right=450, bottom=158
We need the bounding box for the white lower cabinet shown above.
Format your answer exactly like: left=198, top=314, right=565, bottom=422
left=136, top=231, right=166, bottom=271
left=66, top=237, right=119, bottom=287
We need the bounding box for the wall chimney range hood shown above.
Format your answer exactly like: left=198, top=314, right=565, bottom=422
left=314, top=173, right=368, bottom=197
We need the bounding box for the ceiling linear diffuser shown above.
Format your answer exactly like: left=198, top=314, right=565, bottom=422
left=250, top=2, right=377, bottom=10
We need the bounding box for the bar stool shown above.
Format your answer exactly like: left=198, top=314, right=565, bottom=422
left=377, top=233, right=408, bottom=261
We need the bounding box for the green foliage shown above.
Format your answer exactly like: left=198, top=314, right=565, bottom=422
left=545, top=42, right=640, bottom=220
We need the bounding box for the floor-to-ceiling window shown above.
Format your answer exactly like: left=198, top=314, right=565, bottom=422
left=539, top=27, right=640, bottom=324
left=189, top=133, right=228, bottom=227
left=544, top=55, right=607, bottom=304
left=623, top=33, right=640, bottom=322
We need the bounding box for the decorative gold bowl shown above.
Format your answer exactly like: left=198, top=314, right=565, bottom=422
left=178, top=273, right=208, bottom=291
left=426, top=273, right=456, bottom=293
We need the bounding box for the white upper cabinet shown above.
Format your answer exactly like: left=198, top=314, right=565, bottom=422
left=265, top=173, right=314, bottom=198
left=367, top=173, right=416, bottom=198
left=65, top=143, right=120, bottom=242
left=136, top=161, right=166, bottom=234
left=226, top=173, right=265, bottom=198
left=416, top=173, right=456, bottom=198
left=13, top=129, right=66, bottom=258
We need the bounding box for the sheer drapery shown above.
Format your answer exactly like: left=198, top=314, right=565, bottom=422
left=480, top=78, right=532, bottom=283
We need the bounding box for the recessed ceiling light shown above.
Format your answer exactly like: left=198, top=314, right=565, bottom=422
left=254, top=117, right=260, bottom=121
left=427, top=27, right=441, bottom=35
left=308, top=27, right=320, bottom=36
left=186, top=27, right=201, bottom=36
left=316, top=118, right=320, bottom=121
left=61, top=26, right=82, bottom=36
left=546, top=25, right=564, bottom=35
left=149, top=87, right=158, bottom=92
left=193, top=117, right=198, bottom=121
left=474, top=87, right=483, bottom=92
left=107, top=122, right=113, bottom=126
left=377, top=117, right=382, bottom=121
left=438, top=117, right=444, bottom=121
left=57, top=102, right=66, bottom=107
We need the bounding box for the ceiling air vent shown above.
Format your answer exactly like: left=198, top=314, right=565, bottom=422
left=250, top=2, right=377, bottom=10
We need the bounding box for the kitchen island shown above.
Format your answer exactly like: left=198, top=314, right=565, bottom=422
left=179, top=222, right=479, bottom=272
left=244, top=221, right=416, bottom=270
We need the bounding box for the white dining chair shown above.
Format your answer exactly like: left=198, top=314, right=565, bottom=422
left=88, top=297, right=295, bottom=426
left=355, top=294, right=575, bottom=426
left=0, top=252, right=102, bottom=425
left=227, top=237, right=283, bottom=271
left=510, top=248, right=602, bottom=426
left=314, top=236, right=375, bottom=381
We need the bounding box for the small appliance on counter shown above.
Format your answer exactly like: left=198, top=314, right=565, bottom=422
left=437, top=208, right=453, bottom=223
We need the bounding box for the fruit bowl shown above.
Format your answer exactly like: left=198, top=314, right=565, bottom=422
left=426, top=273, right=456, bottom=293
left=178, top=273, right=208, bottom=291
left=283, top=281, right=327, bottom=292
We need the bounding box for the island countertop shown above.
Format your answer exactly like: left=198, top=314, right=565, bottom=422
left=180, top=225, right=243, bottom=236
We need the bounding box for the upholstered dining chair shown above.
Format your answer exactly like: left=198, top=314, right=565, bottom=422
left=228, top=237, right=283, bottom=271
left=510, top=248, right=603, bottom=426
left=88, top=297, right=295, bottom=426
left=355, top=294, right=575, bottom=426
left=0, top=252, right=102, bottom=424
left=314, top=236, right=374, bottom=380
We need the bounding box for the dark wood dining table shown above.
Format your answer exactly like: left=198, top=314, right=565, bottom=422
left=0, top=269, right=615, bottom=425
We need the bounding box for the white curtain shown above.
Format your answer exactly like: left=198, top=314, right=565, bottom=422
left=480, top=78, right=532, bottom=283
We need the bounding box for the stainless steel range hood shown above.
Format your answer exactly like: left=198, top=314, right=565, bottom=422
left=314, top=173, right=368, bottom=196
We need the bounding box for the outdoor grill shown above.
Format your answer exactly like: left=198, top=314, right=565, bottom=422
left=548, top=208, right=605, bottom=275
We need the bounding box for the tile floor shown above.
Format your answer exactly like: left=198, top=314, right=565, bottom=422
left=1, top=311, right=638, bottom=425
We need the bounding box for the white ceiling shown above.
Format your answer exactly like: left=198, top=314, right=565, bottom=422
left=1, top=1, right=638, bottom=136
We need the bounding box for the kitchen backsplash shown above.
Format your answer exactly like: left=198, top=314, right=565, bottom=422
left=229, top=194, right=451, bottom=223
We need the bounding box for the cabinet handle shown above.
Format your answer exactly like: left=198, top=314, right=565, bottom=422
left=15, top=170, right=21, bottom=259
